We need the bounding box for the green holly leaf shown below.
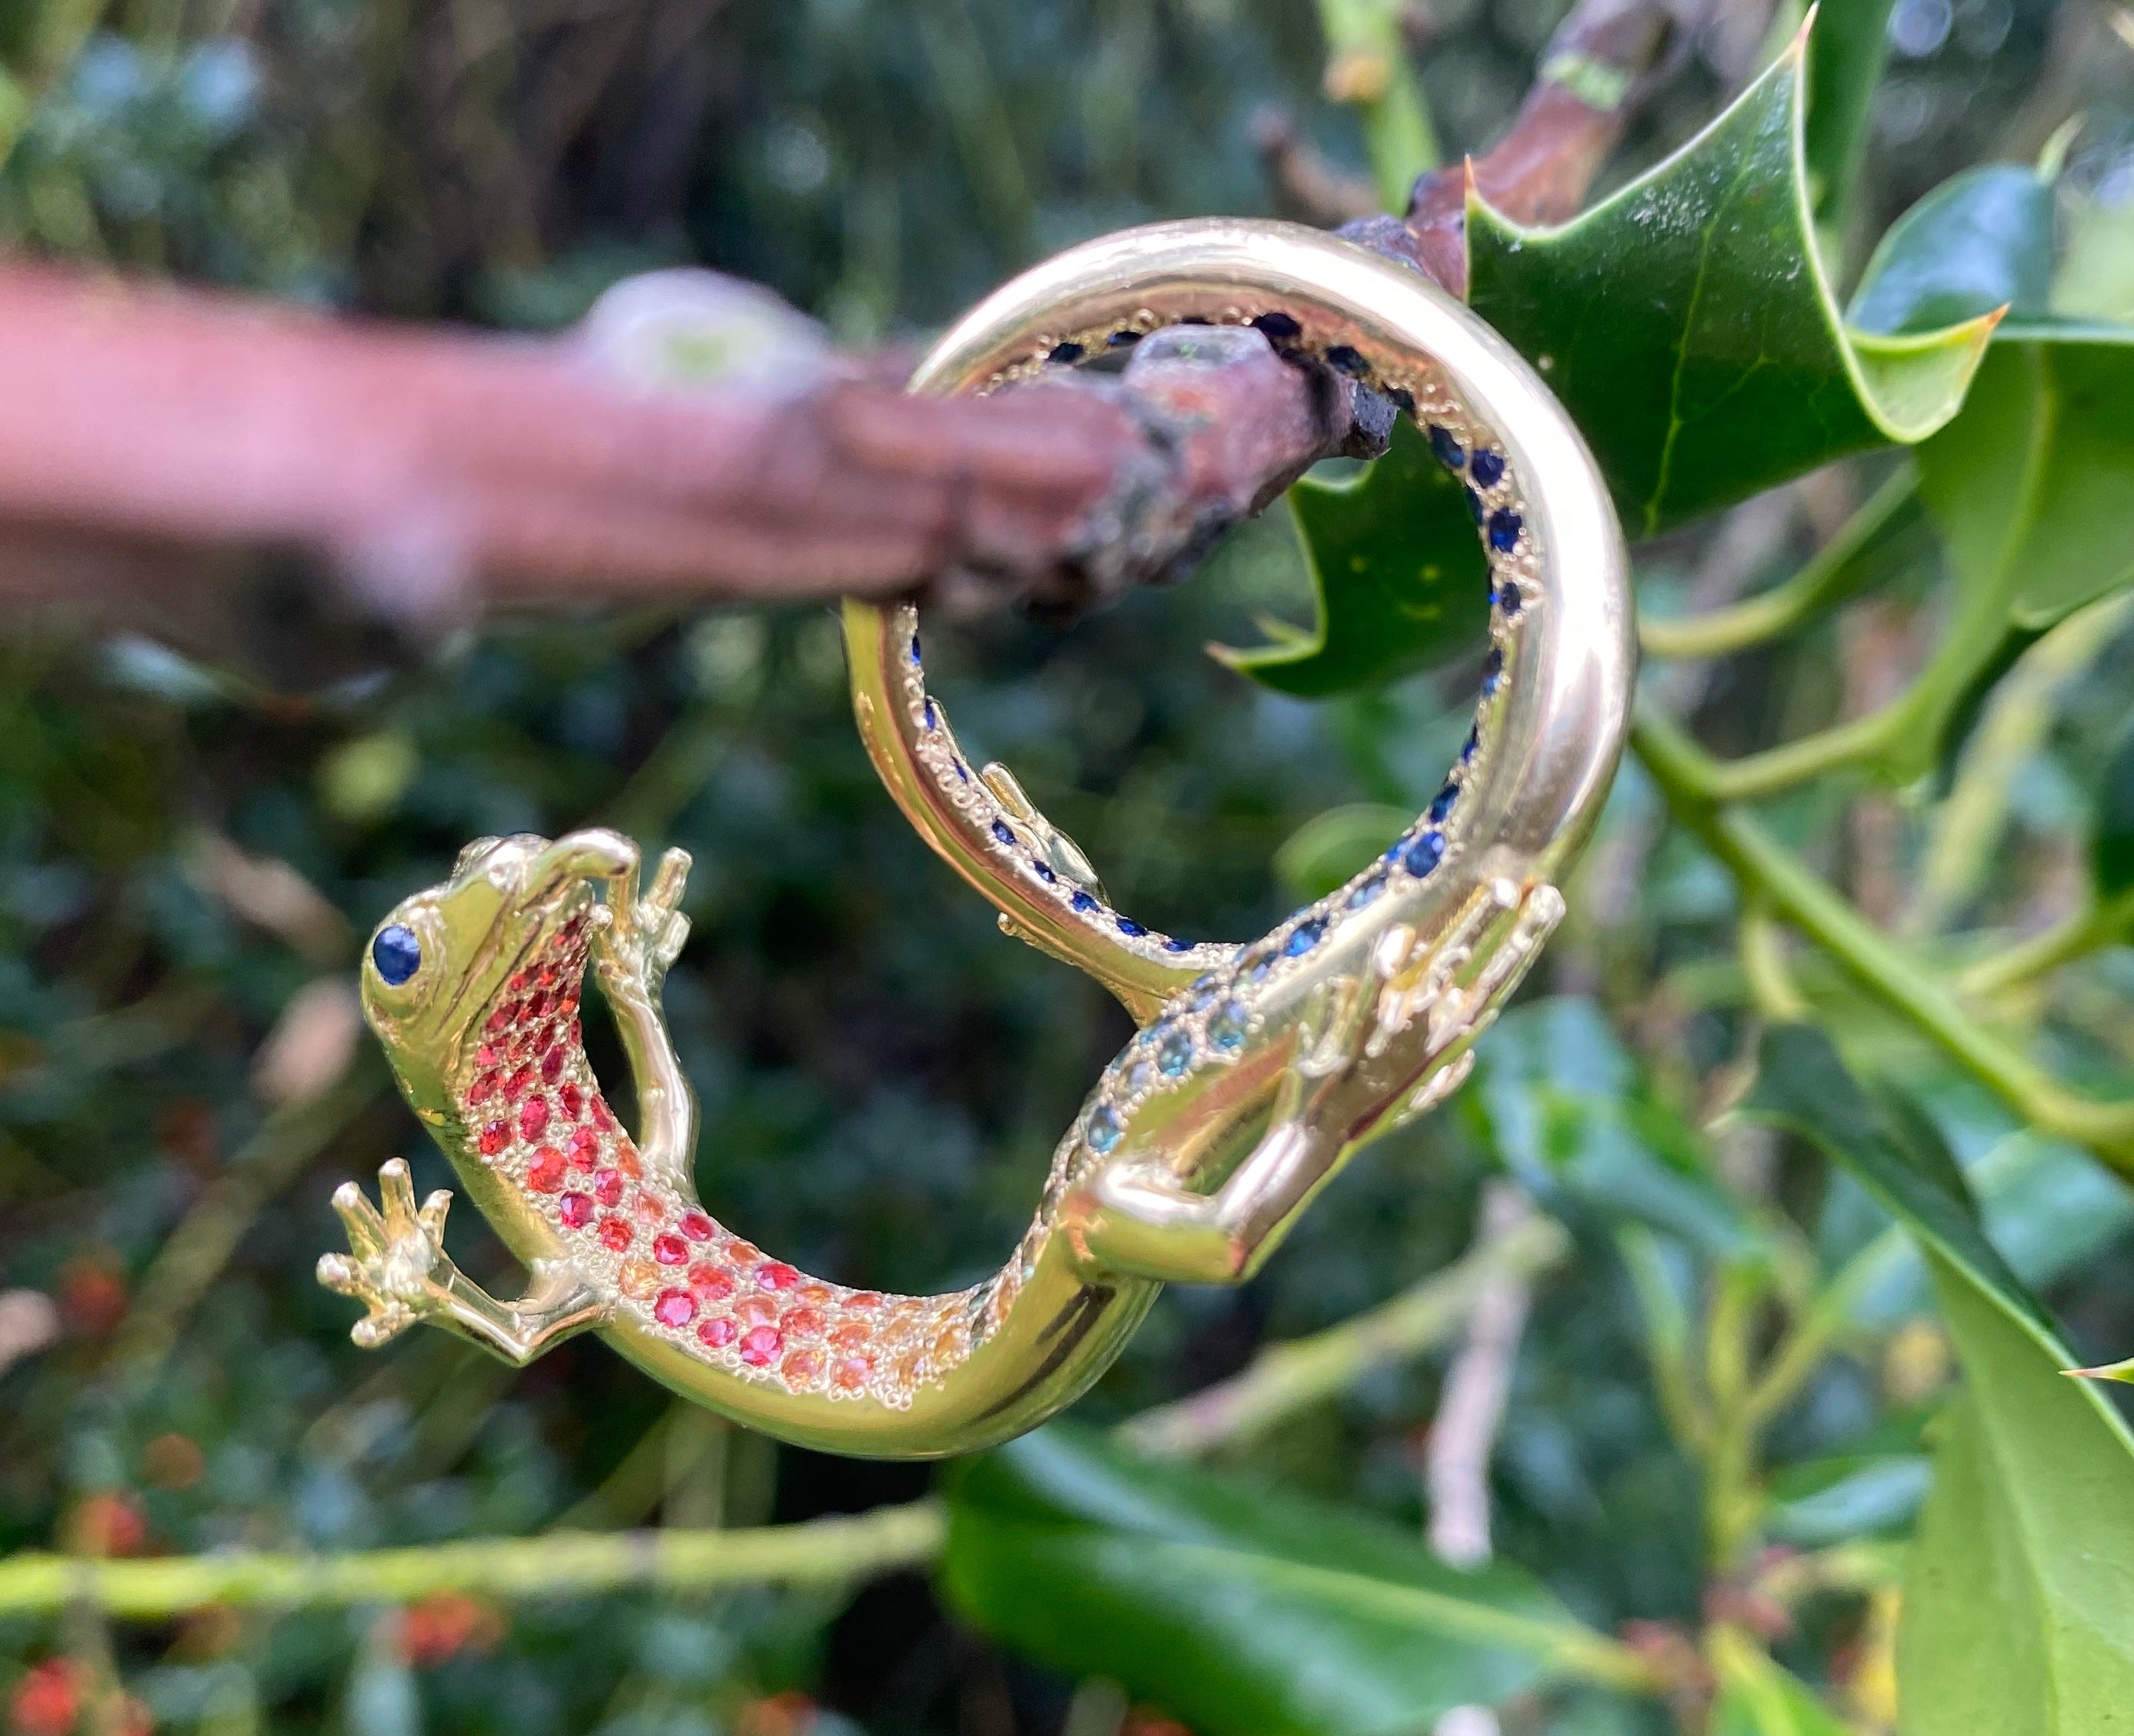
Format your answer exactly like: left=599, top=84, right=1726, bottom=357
left=1848, top=163, right=2055, bottom=335
left=1217, top=416, right=1490, bottom=696
left=1803, top=0, right=1897, bottom=237
left=941, top=1427, right=1644, bottom=1734
left=1467, top=25, right=1996, bottom=539
left=1742, top=1023, right=2049, bottom=1336
left=1897, top=1257, right=2134, bottom=1734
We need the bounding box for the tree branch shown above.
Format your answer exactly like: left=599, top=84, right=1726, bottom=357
left=0, top=0, right=1680, bottom=629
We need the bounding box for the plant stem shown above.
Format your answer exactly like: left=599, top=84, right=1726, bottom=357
left=1633, top=706, right=2134, bottom=1170
left=1640, top=467, right=1917, bottom=661
left=1959, top=887, right=2134, bottom=998
left=1316, top=0, right=1440, bottom=209
left=1119, top=1213, right=1570, bottom=1458
left=0, top=1503, right=948, bottom=1619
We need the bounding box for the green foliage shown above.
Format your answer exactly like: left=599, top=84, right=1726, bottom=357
left=8, top=0, right=2134, bottom=1732
left=1467, top=31, right=1995, bottom=538
left=1900, top=1263, right=2134, bottom=1735
left=1219, top=418, right=1489, bottom=695
left=942, top=1428, right=1632, bottom=1735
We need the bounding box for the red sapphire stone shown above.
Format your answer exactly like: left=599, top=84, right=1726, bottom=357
left=833, top=1355, right=873, bottom=1392
left=478, top=1121, right=510, bottom=1157
left=540, top=1046, right=564, bottom=1085
left=653, top=1234, right=687, bottom=1266
left=593, top=1168, right=625, bottom=1208
left=467, top=1071, right=498, bottom=1105
left=739, top=1326, right=782, bottom=1367
left=698, top=1317, right=736, bottom=1349
left=559, top=1193, right=594, bottom=1229
left=559, top=1082, right=584, bottom=1121
left=679, top=1210, right=714, bottom=1242
left=756, top=1262, right=800, bottom=1292
left=527, top=1146, right=567, bottom=1192
left=519, top=1095, right=550, bottom=1142
left=569, top=1127, right=600, bottom=1168
left=598, top=1216, right=632, bottom=1251
left=688, top=1263, right=734, bottom=1300
left=652, top=1289, right=697, bottom=1329
left=590, top=1098, right=615, bottom=1132
left=780, top=1307, right=825, bottom=1339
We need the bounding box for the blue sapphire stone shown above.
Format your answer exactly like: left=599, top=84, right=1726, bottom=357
left=1428, top=783, right=1458, bottom=824
left=1033, top=861, right=1057, bottom=884
left=1496, top=582, right=1522, bottom=616
left=909, top=631, right=922, bottom=666
left=1487, top=508, right=1522, bottom=553
left=1072, top=890, right=1100, bottom=915
left=1402, top=831, right=1447, bottom=877
left=1157, top=1026, right=1196, bottom=1076
left=1163, top=937, right=1192, bottom=952
left=1470, top=449, right=1506, bottom=488
left=372, top=923, right=422, bottom=986
left=1462, top=723, right=1481, bottom=763
left=1428, top=424, right=1464, bottom=470
left=954, top=760, right=971, bottom=782
left=1088, top=1104, right=1123, bottom=1153
left=1048, top=341, right=1085, bottom=364
left=990, top=819, right=1015, bottom=846
left=924, top=698, right=940, bottom=729
left=1347, top=872, right=1387, bottom=909
left=1284, top=918, right=1327, bottom=958
left=1118, top=915, right=1148, bottom=937
left=1209, top=1000, right=1249, bottom=1051
left=1465, top=485, right=1485, bottom=524
left=1481, top=648, right=1503, bottom=696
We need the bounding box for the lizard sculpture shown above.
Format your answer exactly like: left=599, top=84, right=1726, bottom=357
left=320, top=220, right=1633, bottom=1458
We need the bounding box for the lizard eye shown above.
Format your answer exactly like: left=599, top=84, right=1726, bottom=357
left=371, top=924, right=423, bottom=986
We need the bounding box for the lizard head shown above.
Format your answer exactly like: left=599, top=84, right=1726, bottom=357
left=361, top=828, right=635, bottom=1106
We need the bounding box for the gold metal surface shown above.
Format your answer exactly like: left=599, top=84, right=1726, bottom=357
left=324, top=219, right=1633, bottom=1458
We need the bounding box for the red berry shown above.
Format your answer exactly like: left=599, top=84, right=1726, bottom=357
left=652, top=1290, right=697, bottom=1329
left=739, top=1326, right=782, bottom=1367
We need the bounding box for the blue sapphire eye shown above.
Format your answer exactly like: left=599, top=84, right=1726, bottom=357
left=372, top=923, right=422, bottom=986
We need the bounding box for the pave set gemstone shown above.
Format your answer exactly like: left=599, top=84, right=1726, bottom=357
left=459, top=914, right=978, bottom=1409
left=899, top=326, right=1536, bottom=1194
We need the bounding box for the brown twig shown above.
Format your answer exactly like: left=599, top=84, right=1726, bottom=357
left=0, top=0, right=1679, bottom=628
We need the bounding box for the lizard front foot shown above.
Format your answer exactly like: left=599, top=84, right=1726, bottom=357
left=316, top=1158, right=460, bottom=1348
left=318, top=1160, right=609, bottom=1364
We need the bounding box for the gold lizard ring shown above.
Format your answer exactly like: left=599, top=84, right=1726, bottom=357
left=331, top=219, right=1631, bottom=1458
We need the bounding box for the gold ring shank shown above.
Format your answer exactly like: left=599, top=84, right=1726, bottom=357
left=844, top=217, right=1633, bottom=1019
